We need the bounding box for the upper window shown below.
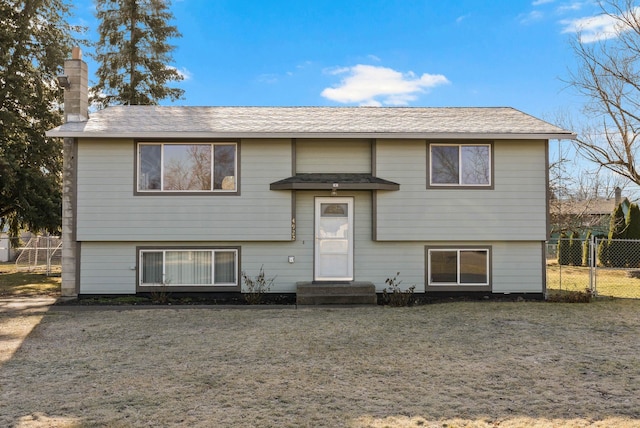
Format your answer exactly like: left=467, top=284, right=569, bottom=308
left=427, top=248, right=489, bottom=286
left=138, top=142, right=237, bottom=192
left=429, top=143, right=491, bottom=186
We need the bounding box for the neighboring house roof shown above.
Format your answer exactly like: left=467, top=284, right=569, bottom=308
left=46, top=106, right=576, bottom=140
left=550, top=197, right=629, bottom=216
left=551, top=198, right=617, bottom=216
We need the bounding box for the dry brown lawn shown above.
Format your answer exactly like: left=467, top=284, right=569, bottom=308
left=0, top=262, right=61, bottom=296
left=1, top=300, right=639, bottom=427
left=546, top=260, right=640, bottom=299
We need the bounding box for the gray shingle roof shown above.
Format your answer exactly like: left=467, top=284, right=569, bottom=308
left=270, top=173, right=400, bottom=190
left=549, top=197, right=625, bottom=216
left=46, top=106, right=576, bottom=139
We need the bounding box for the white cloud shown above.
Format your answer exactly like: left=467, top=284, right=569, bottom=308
left=456, top=14, right=470, bottom=24
left=560, top=9, right=635, bottom=42
left=556, top=2, right=585, bottom=13
left=257, top=73, right=279, bottom=84
left=167, top=65, right=192, bottom=80
left=518, top=10, right=544, bottom=24
left=296, top=60, right=313, bottom=69
left=532, top=0, right=554, bottom=5
left=320, top=64, right=449, bottom=106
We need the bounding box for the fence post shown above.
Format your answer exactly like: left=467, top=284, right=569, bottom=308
left=589, top=236, right=595, bottom=292
left=33, top=237, right=38, bottom=272
left=46, top=236, right=51, bottom=276
left=591, top=236, right=599, bottom=296
left=558, top=240, right=562, bottom=292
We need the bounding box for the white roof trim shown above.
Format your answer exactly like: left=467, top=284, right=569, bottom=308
left=46, top=131, right=577, bottom=140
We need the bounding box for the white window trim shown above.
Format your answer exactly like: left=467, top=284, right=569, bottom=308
left=137, top=142, right=238, bottom=193
left=429, top=143, right=492, bottom=187
left=139, top=249, right=238, bottom=286
left=428, top=248, right=490, bottom=286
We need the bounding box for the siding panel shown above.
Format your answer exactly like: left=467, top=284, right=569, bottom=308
left=76, top=138, right=293, bottom=241
left=76, top=137, right=547, bottom=295
left=296, top=139, right=371, bottom=173
left=491, top=242, right=544, bottom=292
left=375, top=139, right=547, bottom=241
left=78, top=239, right=544, bottom=294
left=80, top=243, right=137, bottom=294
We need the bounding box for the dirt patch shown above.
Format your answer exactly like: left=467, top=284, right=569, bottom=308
left=1, top=301, right=639, bottom=427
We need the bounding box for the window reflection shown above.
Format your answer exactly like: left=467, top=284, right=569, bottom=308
left=430, top=143, right=491, bottom=186
left=138, top=142, right=237, bottom=192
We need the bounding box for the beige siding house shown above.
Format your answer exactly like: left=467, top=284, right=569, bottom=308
left=47, top=50, right=575, bottom=301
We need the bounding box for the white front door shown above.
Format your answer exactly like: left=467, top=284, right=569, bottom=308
left=315, top=197, right=354, bottom=281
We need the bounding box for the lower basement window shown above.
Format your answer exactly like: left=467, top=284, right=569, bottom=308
left=139, top=249, right=237, bottom=286
left=427, top=248, right=489, bottom=286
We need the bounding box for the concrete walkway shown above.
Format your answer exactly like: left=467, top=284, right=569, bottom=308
left=0, top=296, right=57, bottom=314
left=0, top=296, right=298, bottom=312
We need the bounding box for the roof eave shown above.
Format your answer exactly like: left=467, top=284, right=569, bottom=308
left=270, top=182, right=400, bottom=191
left=45, top=131, right=578, bottom=140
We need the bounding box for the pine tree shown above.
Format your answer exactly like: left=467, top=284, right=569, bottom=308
left=0, top=0, right=80, bottom=238
left=598, top=237, right=610, bottom=267
left=625, top=203, right=640, bottom=267
left=93, top=0, right=184, bottom=107
left=558, top=233, right=570, bottom=266
left=610, top=204, right=627, bottom=240
left=608, top=203, right=628, bottom=267
left=625, top=203, right=640, bottom=239
left=569, top=232, right=583, bottom=266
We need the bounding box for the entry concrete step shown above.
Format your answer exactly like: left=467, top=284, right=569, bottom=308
left=296, top=282, right=377, bottom=305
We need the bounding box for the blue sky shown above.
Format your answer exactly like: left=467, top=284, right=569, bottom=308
left=68, top=0, right=616, bottom=120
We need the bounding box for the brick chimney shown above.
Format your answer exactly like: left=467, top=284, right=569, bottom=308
left=59, top=47, right=87, bottom=297
left=615, top=186, right=622, bottom=206
left=62, top=46, right=88, bottom=122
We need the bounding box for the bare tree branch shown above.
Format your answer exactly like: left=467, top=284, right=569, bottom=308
left=566, top=0, right=640, bottom=186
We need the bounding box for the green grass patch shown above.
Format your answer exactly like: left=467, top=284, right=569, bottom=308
left=0, top=262, right=61, bottom=296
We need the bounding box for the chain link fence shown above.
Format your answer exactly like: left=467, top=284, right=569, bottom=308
left=546, top=239, right=591, bottom=296
left=14, top=235, right=62, bottom=276
left=547, top=237, right=640, bottom=299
